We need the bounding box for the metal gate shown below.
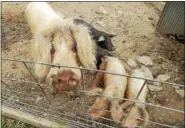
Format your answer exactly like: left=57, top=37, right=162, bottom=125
left=157, top=2, right=184, bottom=39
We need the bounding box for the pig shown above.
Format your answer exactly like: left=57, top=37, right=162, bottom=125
left=24, top=2, right=112, bottom=95
left=119, top=69, right=149, bottom=128
left=88, top=56, right=128, bottom=120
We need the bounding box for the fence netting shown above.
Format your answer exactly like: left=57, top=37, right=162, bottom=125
left=1, top=58, right=184, bottom=128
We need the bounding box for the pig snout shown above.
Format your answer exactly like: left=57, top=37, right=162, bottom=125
left=58, top=70, right=79, bottom=83
left=50, top=70, right=81, bottom=93
left=58, top=70, right=80, bottom=90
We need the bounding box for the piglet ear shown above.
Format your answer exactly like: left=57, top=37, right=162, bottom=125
left=87, top=87, right=103, bottom=96
left=139, top=107, right=149, bottom=127
left=88, top=107, right=96, bottom=113
left=120, top=101, right=134, bottom=110
left=88, top=108, right=99, bottom=120
left=110, top=101, right=123, bottom=122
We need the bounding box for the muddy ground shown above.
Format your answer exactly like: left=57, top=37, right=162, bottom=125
left=1, top=2, right=184, bottom=128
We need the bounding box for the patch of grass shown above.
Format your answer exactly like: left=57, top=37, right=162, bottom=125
left=1, top=116, right=38, bottom=128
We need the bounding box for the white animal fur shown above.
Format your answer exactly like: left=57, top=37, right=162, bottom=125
left=103, top=57, right=127, bottom=100
left=88, top=56, right=128, bottom=120
left=103, top=57, right=128, bottom=121
left=25, top=2, right=97, bottom=82
left=126, top=69, right=147, bottom=106
left=121, top=69, right=149, bottom=127
left=25, top=2, right=62, bottom=36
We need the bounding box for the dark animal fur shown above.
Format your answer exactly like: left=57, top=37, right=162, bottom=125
left=74, top=19, right=115, bottom=51
left=74, top=19, right=114, bottom=69
left=96, top=46, right=113, bottom=69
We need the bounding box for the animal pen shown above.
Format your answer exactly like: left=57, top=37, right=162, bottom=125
left=1, top=1, right=184, bottom=128
left=1, top=58, right=184, bottom=128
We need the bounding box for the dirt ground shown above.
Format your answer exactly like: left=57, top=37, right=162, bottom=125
left=1, top=2, right=184, bottom=128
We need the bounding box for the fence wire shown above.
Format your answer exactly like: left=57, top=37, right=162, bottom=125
left=2, top=58, right=184, bottom=88
left=1, top=87, right=175, bottom=128
left=1, top=58, right=184, bottom=128
left=3, top=77, right=184, bottom=114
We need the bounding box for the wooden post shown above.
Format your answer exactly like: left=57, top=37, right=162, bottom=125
left=2, top=105, right=69, bottom=128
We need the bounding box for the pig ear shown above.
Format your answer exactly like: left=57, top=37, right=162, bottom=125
left=87, top=87, right=104, bottom=96
left=88, top=107, right=100, bottom=120
left=33, top=29, right=53, bottom=81
left=88, top=107, right=97, bottom=113
left=120, top=101, right=134, bottom=110
left=139, top=107, right=149, bottom=127
left=71, top=24, right=97, bottom=69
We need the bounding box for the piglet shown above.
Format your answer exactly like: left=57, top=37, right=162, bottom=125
left=120, top=69, right=149, bottom=128
left=88, top=56, right=128, bottom=120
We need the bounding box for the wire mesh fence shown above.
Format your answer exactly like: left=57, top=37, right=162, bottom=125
left=1, top=58, right=184, bottom=128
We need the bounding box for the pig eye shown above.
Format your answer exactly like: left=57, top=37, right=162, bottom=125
left=72, top=45, right=77, bottom=52
left=72, top=41, right=77, bottom=52
left=50, top=44, right=55, bottom=61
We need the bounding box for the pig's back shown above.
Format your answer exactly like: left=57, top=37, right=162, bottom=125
left=104, top=58, right=127, bottom=98
left=25, top=2, right=60, bottom=35
left=127, top=69, right=147, bottom=103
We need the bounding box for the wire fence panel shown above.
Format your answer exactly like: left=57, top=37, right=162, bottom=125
left=1, top=58, right=185, bottom=128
